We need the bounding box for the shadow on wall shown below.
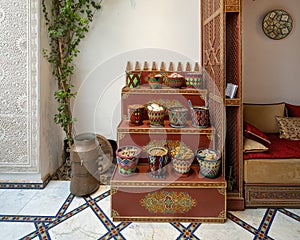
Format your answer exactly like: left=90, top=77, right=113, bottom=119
left=72, top=48, right=196, bottom=140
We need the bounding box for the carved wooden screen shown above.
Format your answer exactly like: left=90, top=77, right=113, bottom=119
left=201, top=0, right=225, bottom=174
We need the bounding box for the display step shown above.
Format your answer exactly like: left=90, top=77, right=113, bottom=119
left=121, top=86, right=208, bottom=120
left=110, top=164, right=226, bottom=222
left=117, top=120, right=215, bottom=161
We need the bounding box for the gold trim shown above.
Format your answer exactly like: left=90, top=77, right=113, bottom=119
left=111, top=209, right=120, bottom=218
left=225, top=0, right=240, bottom=12
left=111, top=182, right=226, bottom=188
left=122, top=87, right=208, bottom=95
left=110, top=186, right=119, bottom=195
left=225, top=98, right=240, bottom=106
left=225, top=6, right=239, bottom=12
left=112, top=216, right=226, bottom=223
left=117, top=133, right=126, bottom=142
left=218, top=210, right=226, bottom=218
left=217, top=188, right=226, bottom=196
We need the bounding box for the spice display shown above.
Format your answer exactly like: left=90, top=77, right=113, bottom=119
left=149, top=148, right=167, bottom=156
left=118, top=146, right=139, bottom=157
left=147, top=103, right=164, bottom=111
left=197, top=148, right=218, bottom=160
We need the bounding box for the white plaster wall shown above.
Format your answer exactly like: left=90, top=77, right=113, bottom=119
left=242, top=0, right=300, bottom=104
left=39, top=2, right=63, bottom=179
left=72, top=0, right=200, bottom=140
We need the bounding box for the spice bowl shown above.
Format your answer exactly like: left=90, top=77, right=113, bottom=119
left=116, top=146, right=142, bottom=176
left=147, top=147, right=169, bottom=178
left=171, top=145, right=194, bottom=174
left=168, top=106, right=188, bottom=128
left=196, top=148, right=221, bottom=178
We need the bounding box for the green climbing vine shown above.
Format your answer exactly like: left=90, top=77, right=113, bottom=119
left=42, top=0, right=102, bottom=146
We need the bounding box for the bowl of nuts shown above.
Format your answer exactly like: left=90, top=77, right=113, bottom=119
left=147, top=103, right=166, bottom=126
left=196, top=148, right=221, bottom=178
left=171, top=144, right=194, bottom=174
left=116, top=146, right=142, bottom=176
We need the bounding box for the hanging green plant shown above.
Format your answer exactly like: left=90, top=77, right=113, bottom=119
left=42, top=0, right=102, bottom=146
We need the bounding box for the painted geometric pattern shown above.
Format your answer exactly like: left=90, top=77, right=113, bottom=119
left=140, top=190, right=196, bottom=214
left=0, top=182, right=299, bottom=239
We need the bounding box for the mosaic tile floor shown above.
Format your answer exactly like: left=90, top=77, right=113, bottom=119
left=0, top=181, right=299, bottom=240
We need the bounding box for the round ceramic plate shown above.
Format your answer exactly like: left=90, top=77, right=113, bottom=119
left=262, top=9, right=293, bottom=40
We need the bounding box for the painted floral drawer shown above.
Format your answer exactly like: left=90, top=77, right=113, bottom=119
left=110, top=165, right=226, bottom=222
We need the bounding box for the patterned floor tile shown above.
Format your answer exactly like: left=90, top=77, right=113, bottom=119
left=229, top=208, right=267, bottom=229
left=268, top=209, right=300, bottom=240
left=18, top=186, right=70, bottom=216
left=48, top=207, right=108, bottom=239
left=0, top=189, right=37, bottom=215
left=0, top=181, right=299, bottom=239
left=194, top=220, right=254, bottom=240
left=0, top=222, right=36, bottom=239
left=121, top=222, right=179, bottom=240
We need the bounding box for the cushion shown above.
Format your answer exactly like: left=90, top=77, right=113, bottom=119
left=243, top=138, right=269, bottom=153
left=244, top=121, right=271, bottom=145
left=244, top=158, right=300, bottom=184
left=276, top=116, right=300, bottom=140
left=244, top=133, right=300, bottom=159
left=243, top=103, right=285, bottom=133
left=286, top=103, right=300, bottom=117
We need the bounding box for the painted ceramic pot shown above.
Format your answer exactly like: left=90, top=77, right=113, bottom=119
left=148, top=74, right=163, bottom=89
left=185, top=73, right=203, bottom=89
left=191, top=106, right=210, bottom=128
left=147, top=109, right=165, bottom=126
left=196, top=148, right=221, bottom=178
left=128, top=104, right=145, bottom=125
left=116, top=146, right=141, bottom=176
left=168, top=106, right=188, bottom=128
left=147, top=147, right=168, bottom=178
left=164, top=76, right=184, bottom=88
left=126, top=71, right=141, bottom=88
left=172, top=156, right=194, bottom=174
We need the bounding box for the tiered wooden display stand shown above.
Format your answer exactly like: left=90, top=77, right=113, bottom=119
left=110, top=61, right=227, bottom=223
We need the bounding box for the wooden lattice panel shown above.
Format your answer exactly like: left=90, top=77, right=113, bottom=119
left=226, top=13, right=240, bottom=89
left=202, top=0, right=225, bottom=177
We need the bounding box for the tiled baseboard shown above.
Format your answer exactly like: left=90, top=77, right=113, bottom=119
left=0, top=175, right=51, bottom=189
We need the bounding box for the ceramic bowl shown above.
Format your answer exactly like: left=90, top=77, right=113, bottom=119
left=196, top=148, right=221, bottom=178
left=165, top=76, right=184, bottom=88
left=172, top=156, right=194, bottom=174
left=191, top=106, right=210, bottom=128
left=168, top=106, right=188, bottom=128
left=147, top=109, right=165, bottom=126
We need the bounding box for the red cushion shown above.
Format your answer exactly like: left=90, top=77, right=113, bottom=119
left=244, top=133, right=300, bottom=159
left=244, top=121, right=271, bottom=145
left=286, top=103, right=300, bottom=117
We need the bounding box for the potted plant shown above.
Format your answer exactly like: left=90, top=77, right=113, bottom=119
left=42, top=0, right=102, bottom=146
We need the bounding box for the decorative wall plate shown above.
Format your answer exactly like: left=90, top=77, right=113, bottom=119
left=262, top=9, right=293, bottom=40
